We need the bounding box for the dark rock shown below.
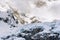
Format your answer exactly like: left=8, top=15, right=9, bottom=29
left=23, top=27, right=43, bottom=35
left=17, top=33, right=22, bottom=37
left=13, top=25, right=16, bottom=27
left=16, top=20, right=18, bottom=24
left=31, top=28, right=43, bottom=35
left=6, top=36, right=10, bottom=39
left=0, top=17, right=3, bottom=20
left=23, top=34, right=32, bottom=40
left=12, top=16, right=15, bottom=20
left=3, top=17, right=9, bottom=23
left=23, top=30, right=31, bottom=33
left=11, top=24, right=16, bottom=27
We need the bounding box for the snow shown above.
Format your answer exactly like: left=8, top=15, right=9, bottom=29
left=0, top=0, right=60, bottom=40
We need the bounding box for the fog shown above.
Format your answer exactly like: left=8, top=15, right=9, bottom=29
left=0, top=0, right=60, bottom=22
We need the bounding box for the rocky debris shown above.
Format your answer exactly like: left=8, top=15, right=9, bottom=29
left=0, top=18, right=60, bottom=40
left=34, top=0, right=47, bottom=7
left=31, top=32, right=59, bottom=40
left=0, top=9, right=60, bottom=40
left=3, top=17, right=9, bottom=23
left=14, top=21, right=60, bottom=40
left=0, top=17, right=3, bottom=20
left=30, top=16, right=41, bottom=23
left=0, top=9, right=18, bottom=28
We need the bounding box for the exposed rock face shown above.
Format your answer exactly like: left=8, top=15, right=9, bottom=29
left=34, top=0, right=47, bottom=7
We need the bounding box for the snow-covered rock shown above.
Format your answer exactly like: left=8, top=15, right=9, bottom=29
left=0, top=0, right=60, bottom=40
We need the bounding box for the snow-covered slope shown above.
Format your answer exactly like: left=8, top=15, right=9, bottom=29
left=0, top=0, right=60, bottom=40
left=0, top=7, right=60, bottom=40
